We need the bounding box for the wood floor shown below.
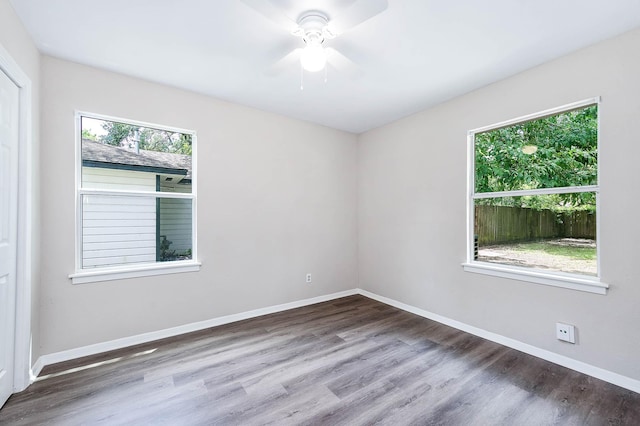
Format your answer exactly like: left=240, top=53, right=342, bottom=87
left=1, top=295, right=639, bottom=425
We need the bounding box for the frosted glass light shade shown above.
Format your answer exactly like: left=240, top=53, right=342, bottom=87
left=301, top=44, right=327, bottom=72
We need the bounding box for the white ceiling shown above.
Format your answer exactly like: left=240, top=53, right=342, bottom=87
left=10, top=0, right=640, bottom=133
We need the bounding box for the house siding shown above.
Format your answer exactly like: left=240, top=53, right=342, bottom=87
left=81, top=167, right=156, bottom=268
left=83, top=166, right=156, bottom=191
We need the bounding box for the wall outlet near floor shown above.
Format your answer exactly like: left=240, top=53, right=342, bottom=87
left=306, top=273, right=312, bottom=283
left=556, top=322, right=576, bottom=343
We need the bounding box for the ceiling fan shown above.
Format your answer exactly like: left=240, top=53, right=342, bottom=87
left=241, top=0, right=388, bottom=79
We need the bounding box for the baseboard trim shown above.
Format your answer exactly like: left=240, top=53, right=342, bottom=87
left=32, top=289, right=358, bottom=375
left=357, top=289, right=640, bottom=394
left=30, top=287, right=640, bottom=395
left=30, top=357, right=45, bottom=381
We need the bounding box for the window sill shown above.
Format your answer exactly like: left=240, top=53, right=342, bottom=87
left=69, top=260, right=201, bottom=284
left=462, top=262, right=608, bottom=295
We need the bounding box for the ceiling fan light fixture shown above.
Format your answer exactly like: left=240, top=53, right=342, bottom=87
left=295, top=13, right=330, bottom=73
left=301, top=41, right=327, bottom=72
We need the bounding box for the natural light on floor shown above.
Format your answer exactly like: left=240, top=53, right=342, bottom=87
left=34, top=348, right=158, bottom=382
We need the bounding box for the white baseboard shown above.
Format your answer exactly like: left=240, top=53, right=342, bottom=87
left=32, top=289, right=358, bottom=375
left=30, top=357, right=45, bottom=380
left=357, top=289, right=640, bottom=394
left=30, top=287, right=640, bottom=395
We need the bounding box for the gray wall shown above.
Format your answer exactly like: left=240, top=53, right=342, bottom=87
left=39, top=56, right=358, bottom=354
left=358, top=28, right=640, bottom=380
left=0, top=0, right=41, bottom=361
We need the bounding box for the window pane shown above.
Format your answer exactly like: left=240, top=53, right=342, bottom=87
left=474, top=105, right=597, bottom=193
left=158, top=198, right=193, bottom=262
left=474, top=193, right=596, bottom=276
left=81, top=116, right=192, bottom=193
left=81, top=194, right=193, bottom=269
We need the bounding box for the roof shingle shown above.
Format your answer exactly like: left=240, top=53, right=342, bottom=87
left=82, top=139, right=192, bottom=179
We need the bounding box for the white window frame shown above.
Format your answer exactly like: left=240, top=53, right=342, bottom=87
left=69, top=112, right=200, bottom=284
left=462, top=98, right=608, bottom=295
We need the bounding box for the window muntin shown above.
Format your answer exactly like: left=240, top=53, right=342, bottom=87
left=468, top=99, right=599, bottom=281
left=76, top=114, right=196, bottom=273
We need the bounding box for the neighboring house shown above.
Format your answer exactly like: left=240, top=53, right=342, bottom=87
left=81, top=139, right=192, bottom=268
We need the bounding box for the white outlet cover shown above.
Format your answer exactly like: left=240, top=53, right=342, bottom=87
left=556, top=322, right=576, bottom=344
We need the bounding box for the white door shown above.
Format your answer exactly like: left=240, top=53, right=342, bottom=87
left=0, top=67, right=19, bottom=407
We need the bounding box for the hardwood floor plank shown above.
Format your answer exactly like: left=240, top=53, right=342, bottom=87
left=2, top=295, right=639, bottom=425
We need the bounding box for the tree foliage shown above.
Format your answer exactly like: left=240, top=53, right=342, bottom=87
left=99, top=121, right=192, bottom=155
left=81, top=128, right=98, bottom=141
left=475, top=105, right=597, bottom=211
left=100, top=121, right=135, bottom=147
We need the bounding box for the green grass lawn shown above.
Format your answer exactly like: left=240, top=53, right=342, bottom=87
left=512, top=242, right=596, bottom=260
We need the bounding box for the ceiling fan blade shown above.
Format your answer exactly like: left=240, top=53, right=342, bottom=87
left=325, top=47, right=364, bottom=79
left=328, top=0, right=388, bottom=34
left=240, top=0, right=298, bottom=33
left=265, top=48, right=303, bottom=76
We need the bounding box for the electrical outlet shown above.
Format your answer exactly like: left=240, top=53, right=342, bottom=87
left=306, top=273, right=312, bottom=283
left=556, top=322, right=575, bottom=344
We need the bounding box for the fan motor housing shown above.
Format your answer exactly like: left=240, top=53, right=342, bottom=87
left=296, top=11, right=330, bottom=40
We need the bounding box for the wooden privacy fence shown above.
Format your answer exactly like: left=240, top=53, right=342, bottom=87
left=475, top=205, right=595, bottom=245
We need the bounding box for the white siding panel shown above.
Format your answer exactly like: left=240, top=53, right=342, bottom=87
left=82, top=167, right=156, bottom=191
left=83, top=220, right=156, bottom=229
left=83, top=227, right=156, bottom=236
left=84, top=196, right=157, bottom=206
left=83, top=203, right=155, bottom=213
left=84, top=211, right=157, bottom=221
left=83, top=247, right=156, bottom=259
left=82, top=193, right=156, bottom=268
left=83, top=254, right=156, bottom=268
left=80, top=168, right=194, bottom=268
left=83, top=240, right=155, bottom=251
left=83, top=233, right=155, bottom=243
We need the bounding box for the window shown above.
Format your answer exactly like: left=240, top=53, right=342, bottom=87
left=70, top=113, right=199, bottom=284
left=464, top=98, right=607, bottom=294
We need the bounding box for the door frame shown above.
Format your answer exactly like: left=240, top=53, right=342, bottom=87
left=0, top=43, right=33, bottom=393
